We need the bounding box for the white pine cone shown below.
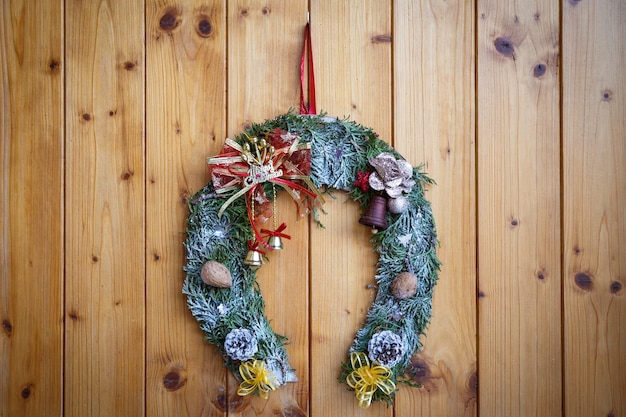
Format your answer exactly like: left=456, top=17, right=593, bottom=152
left=367, top=330, right=405, bottom=368
left=224, top=328, right=258, bottom=361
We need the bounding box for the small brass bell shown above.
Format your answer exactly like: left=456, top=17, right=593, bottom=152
left=267, top=235, right=284, bottom=250
left=244, top=250, right=264, bottom=269
left=358, top=195, right=388, bottom=231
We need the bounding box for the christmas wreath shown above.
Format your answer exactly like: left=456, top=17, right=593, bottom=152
left=183, top=112, right=440, bottom=408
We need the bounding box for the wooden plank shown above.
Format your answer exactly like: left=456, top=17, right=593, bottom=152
left=226, top=1, right=309, bottom=415
left=562, top=1, right=626, bottom=416
left=309, top=1, right=393, bottom=415
left=0, top=1, right=64, bottom=416
left=393, top=0, right=477, bottom=415
left=476, top=1, right=562, bottom=416
left=64, top=0, right=145, bottom=415
left=145, top=1, right=227, bottom=416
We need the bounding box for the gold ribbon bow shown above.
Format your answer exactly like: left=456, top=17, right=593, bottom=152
left=237, top=359, right=278, bottom=399
left=345, top=352, right=396, bottom=408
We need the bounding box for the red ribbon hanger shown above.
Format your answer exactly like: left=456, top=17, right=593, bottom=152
left=300, top=21, right=316, bottom=115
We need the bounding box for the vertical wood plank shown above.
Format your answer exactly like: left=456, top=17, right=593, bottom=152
left=563, top=1, right=626, bottom=416
left=65, top=0, right=145, bottom=415
left=309, top=1, right=392, bottom=415
left=226, top=1, right=309, bottom=415
left=145, top=1, right=227, bottom=416
left=477, top=1, right=562, bottom=416
left=393, top=0, right=477, bottom=415
left=0, top=1, right=64, bottom=416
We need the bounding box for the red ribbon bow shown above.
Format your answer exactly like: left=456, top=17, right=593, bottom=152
left=207, top=129, right=323, bottom=249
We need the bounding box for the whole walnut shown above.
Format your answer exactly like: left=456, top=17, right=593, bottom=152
left=200, top=261, right=232, bottom=288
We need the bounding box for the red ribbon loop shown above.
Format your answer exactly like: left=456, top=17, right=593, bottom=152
left=300, top=22, right=316, bottom=115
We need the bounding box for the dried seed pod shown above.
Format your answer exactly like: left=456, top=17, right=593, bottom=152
left=200, top=261, right=232, bottom=288
left=390, top=272, right=418, bottom=299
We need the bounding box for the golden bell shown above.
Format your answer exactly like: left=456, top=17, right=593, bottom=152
left=267, top=235, right=284, bottom=250
left=244, top=250, right=264, bottom=269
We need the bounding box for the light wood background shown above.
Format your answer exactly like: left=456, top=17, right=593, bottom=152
left=1, top=0, right=624, bottom=416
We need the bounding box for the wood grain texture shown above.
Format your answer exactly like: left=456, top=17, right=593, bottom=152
left=64, top=0, right=145, bottom=416
left=0, top=1, right=64, bottom=416
left=145, top=1, right=227, bottom=416
left=563, top=1, right=626, bottom=416
left=393, top=0, right=477, bottom=416
left=477, top=1, right=562, bottom=416
left=1, top=1, right=626, bottom=416
left=309, top=1, right=393, bottom=415
left=226, top=1, right=309, bottom=415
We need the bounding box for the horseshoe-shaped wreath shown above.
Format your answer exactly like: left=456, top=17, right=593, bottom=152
left=183, top=112, right=440, bottom=408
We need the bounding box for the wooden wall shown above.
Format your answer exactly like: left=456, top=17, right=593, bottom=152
left=1, top=0, right=624, bottom=416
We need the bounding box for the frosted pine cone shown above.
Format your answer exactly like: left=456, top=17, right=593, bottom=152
left=367, top=330, right=405, bottom=368
left=224, top=328, right=258, bottom=361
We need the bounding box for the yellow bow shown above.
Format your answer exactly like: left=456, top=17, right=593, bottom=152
left=237, top=359, right=278, bottom=399
left=345, top=352, right=396, bottom=408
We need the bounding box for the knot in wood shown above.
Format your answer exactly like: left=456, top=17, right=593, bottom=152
left=574, top=272, right=593, bottom=291
left=196, top=17, right=212, bottom=37
left=494, top=37, right=515, bottom=57
left=159, top=11, right=180, bottom=31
